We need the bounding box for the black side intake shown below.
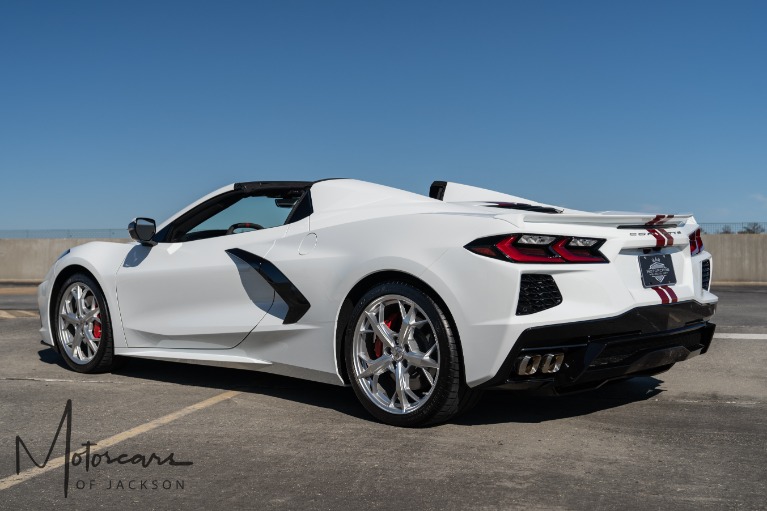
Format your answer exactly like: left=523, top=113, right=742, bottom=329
left=701, top=260, right=711, bottom=291
left=516, top=274, right=562, bottom=315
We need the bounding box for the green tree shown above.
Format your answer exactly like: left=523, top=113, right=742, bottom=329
left=739, top=222, right=765, bottom=234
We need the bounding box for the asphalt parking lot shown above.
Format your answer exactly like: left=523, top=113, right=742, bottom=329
left=1, top=285, right=765, bottom=510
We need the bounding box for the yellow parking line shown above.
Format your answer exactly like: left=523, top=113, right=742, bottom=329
left=0, top=310, right=40, bottom=319
left=0, top=389, right=241, bottom=492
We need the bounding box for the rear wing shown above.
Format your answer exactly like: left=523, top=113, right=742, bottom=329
left=521, top=212, right=693, bottom=228
left=429, top=181, right=693, bottom=228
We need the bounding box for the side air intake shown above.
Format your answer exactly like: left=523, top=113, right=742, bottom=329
left=516, top=275, right=563, bottom=315
left=701, top=260, right=711, bottom=291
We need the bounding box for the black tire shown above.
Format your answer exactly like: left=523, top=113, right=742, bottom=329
left=53, top=273, right=116, bottom=373
left=344, top=282, right=472, bottom=427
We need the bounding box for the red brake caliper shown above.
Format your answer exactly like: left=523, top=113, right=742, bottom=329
left=374, top=312, right=400, bottom=358
left=93, top=314, right=102, bottom=339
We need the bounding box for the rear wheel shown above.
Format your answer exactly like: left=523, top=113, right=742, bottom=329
left=54, top=273, right=116, bottom=373
left=344, top=282, right=471, bottom=427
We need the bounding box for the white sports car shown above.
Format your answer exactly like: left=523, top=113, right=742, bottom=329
left=38, top=179, right=718, bottom=426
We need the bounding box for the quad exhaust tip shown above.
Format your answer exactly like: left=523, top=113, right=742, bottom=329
left=516, top=353, right=565, bottom=376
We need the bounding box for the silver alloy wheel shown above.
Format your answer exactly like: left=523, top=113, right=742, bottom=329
left=57, top=282, right=103, bottom=365
left=351, top=294, right=440, bottom=414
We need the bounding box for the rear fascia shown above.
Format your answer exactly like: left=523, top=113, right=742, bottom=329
left=421, top=217, right=718, bottom=388
left=477, top=301, right=716, bottom=390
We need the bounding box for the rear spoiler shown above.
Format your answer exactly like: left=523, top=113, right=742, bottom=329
left=430, top=181, right=693, bottom=228
left=520, top=212, right=693, bottom=228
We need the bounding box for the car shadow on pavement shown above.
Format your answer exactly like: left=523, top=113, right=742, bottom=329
left=37, top=346, right=665, bottom=426
left=37, top=347, right=371, bottom=420
left=38, top=345, right=70, bottom=369
left=455, top=377, right=665, bottom=426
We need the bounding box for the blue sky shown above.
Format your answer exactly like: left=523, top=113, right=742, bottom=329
left=1, top=0, right=765, bottom=229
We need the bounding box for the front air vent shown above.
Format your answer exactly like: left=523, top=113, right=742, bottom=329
left=701, top=260, right=711, bottom=291
left=516, top=275, right=563, bottom=316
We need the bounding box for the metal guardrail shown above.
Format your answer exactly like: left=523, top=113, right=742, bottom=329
left=698, top=223, right=767, bottom=235
left=0, top=229, right=129, bottom=239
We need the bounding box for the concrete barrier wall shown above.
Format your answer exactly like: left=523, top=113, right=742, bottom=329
left=0, top=239, right=129, bottom=281
left=701, top=234, right=767, bottom=283
left=1, top=235, right=765, bottom=283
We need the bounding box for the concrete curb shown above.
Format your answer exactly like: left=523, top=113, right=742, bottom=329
left=0, top=280, right=41, bottom=286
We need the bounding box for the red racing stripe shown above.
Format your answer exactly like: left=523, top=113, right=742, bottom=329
left=647, top=228, right=667, bottom=247
left=651, top=286, right=670, bottom=304
left=657, top=228, right=674, bottom=246
left=661, top=286, right=678, bottom=303
left=645, top=215, right=674, bottom=247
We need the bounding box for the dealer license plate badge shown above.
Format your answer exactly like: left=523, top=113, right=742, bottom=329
left=639, top=254, right=677, bottom=288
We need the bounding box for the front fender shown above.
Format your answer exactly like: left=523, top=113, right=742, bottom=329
left=41, top=241, right=135, bottom=350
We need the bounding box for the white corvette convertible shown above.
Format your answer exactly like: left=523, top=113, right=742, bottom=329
left=38, top=179, right=717, bottom=426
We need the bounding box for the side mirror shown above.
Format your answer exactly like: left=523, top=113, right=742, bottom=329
left=128, top=218, right=157, bottom=246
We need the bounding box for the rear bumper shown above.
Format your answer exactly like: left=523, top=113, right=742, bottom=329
left=478, top=301, right=716, bottom=392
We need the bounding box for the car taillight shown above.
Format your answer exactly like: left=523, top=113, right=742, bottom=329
left=465, top=234, right=609, bottom=263
left=689, top=228, right=703, bottom=256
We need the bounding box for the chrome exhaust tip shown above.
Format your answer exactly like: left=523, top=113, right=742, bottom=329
left=540, top=353, right=565, bottom=374
left=515, top=352, right=565, bottom=376
left=516, top=355, right=542, bottom=375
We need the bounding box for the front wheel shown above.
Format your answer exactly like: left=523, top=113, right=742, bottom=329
left=54, top=273, right=116, bottom=373
left=344, top=282, right=471, bottom=427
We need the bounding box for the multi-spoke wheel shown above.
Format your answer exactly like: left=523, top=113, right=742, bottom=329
left=345, top=282, right=471, bottom=427
left=54, top=273, right=115, bottom=373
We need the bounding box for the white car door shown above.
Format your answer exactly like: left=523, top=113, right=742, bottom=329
left=115, top=186, right=309, bottom=349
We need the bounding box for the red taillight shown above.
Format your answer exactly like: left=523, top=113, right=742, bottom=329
left=689, top=228, right=703, bottom=256
left=495, top=236, right=565, bottom=263
left=551, top=238, right=608, bottom=263
left=466, top=234, right=609, bottom=264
